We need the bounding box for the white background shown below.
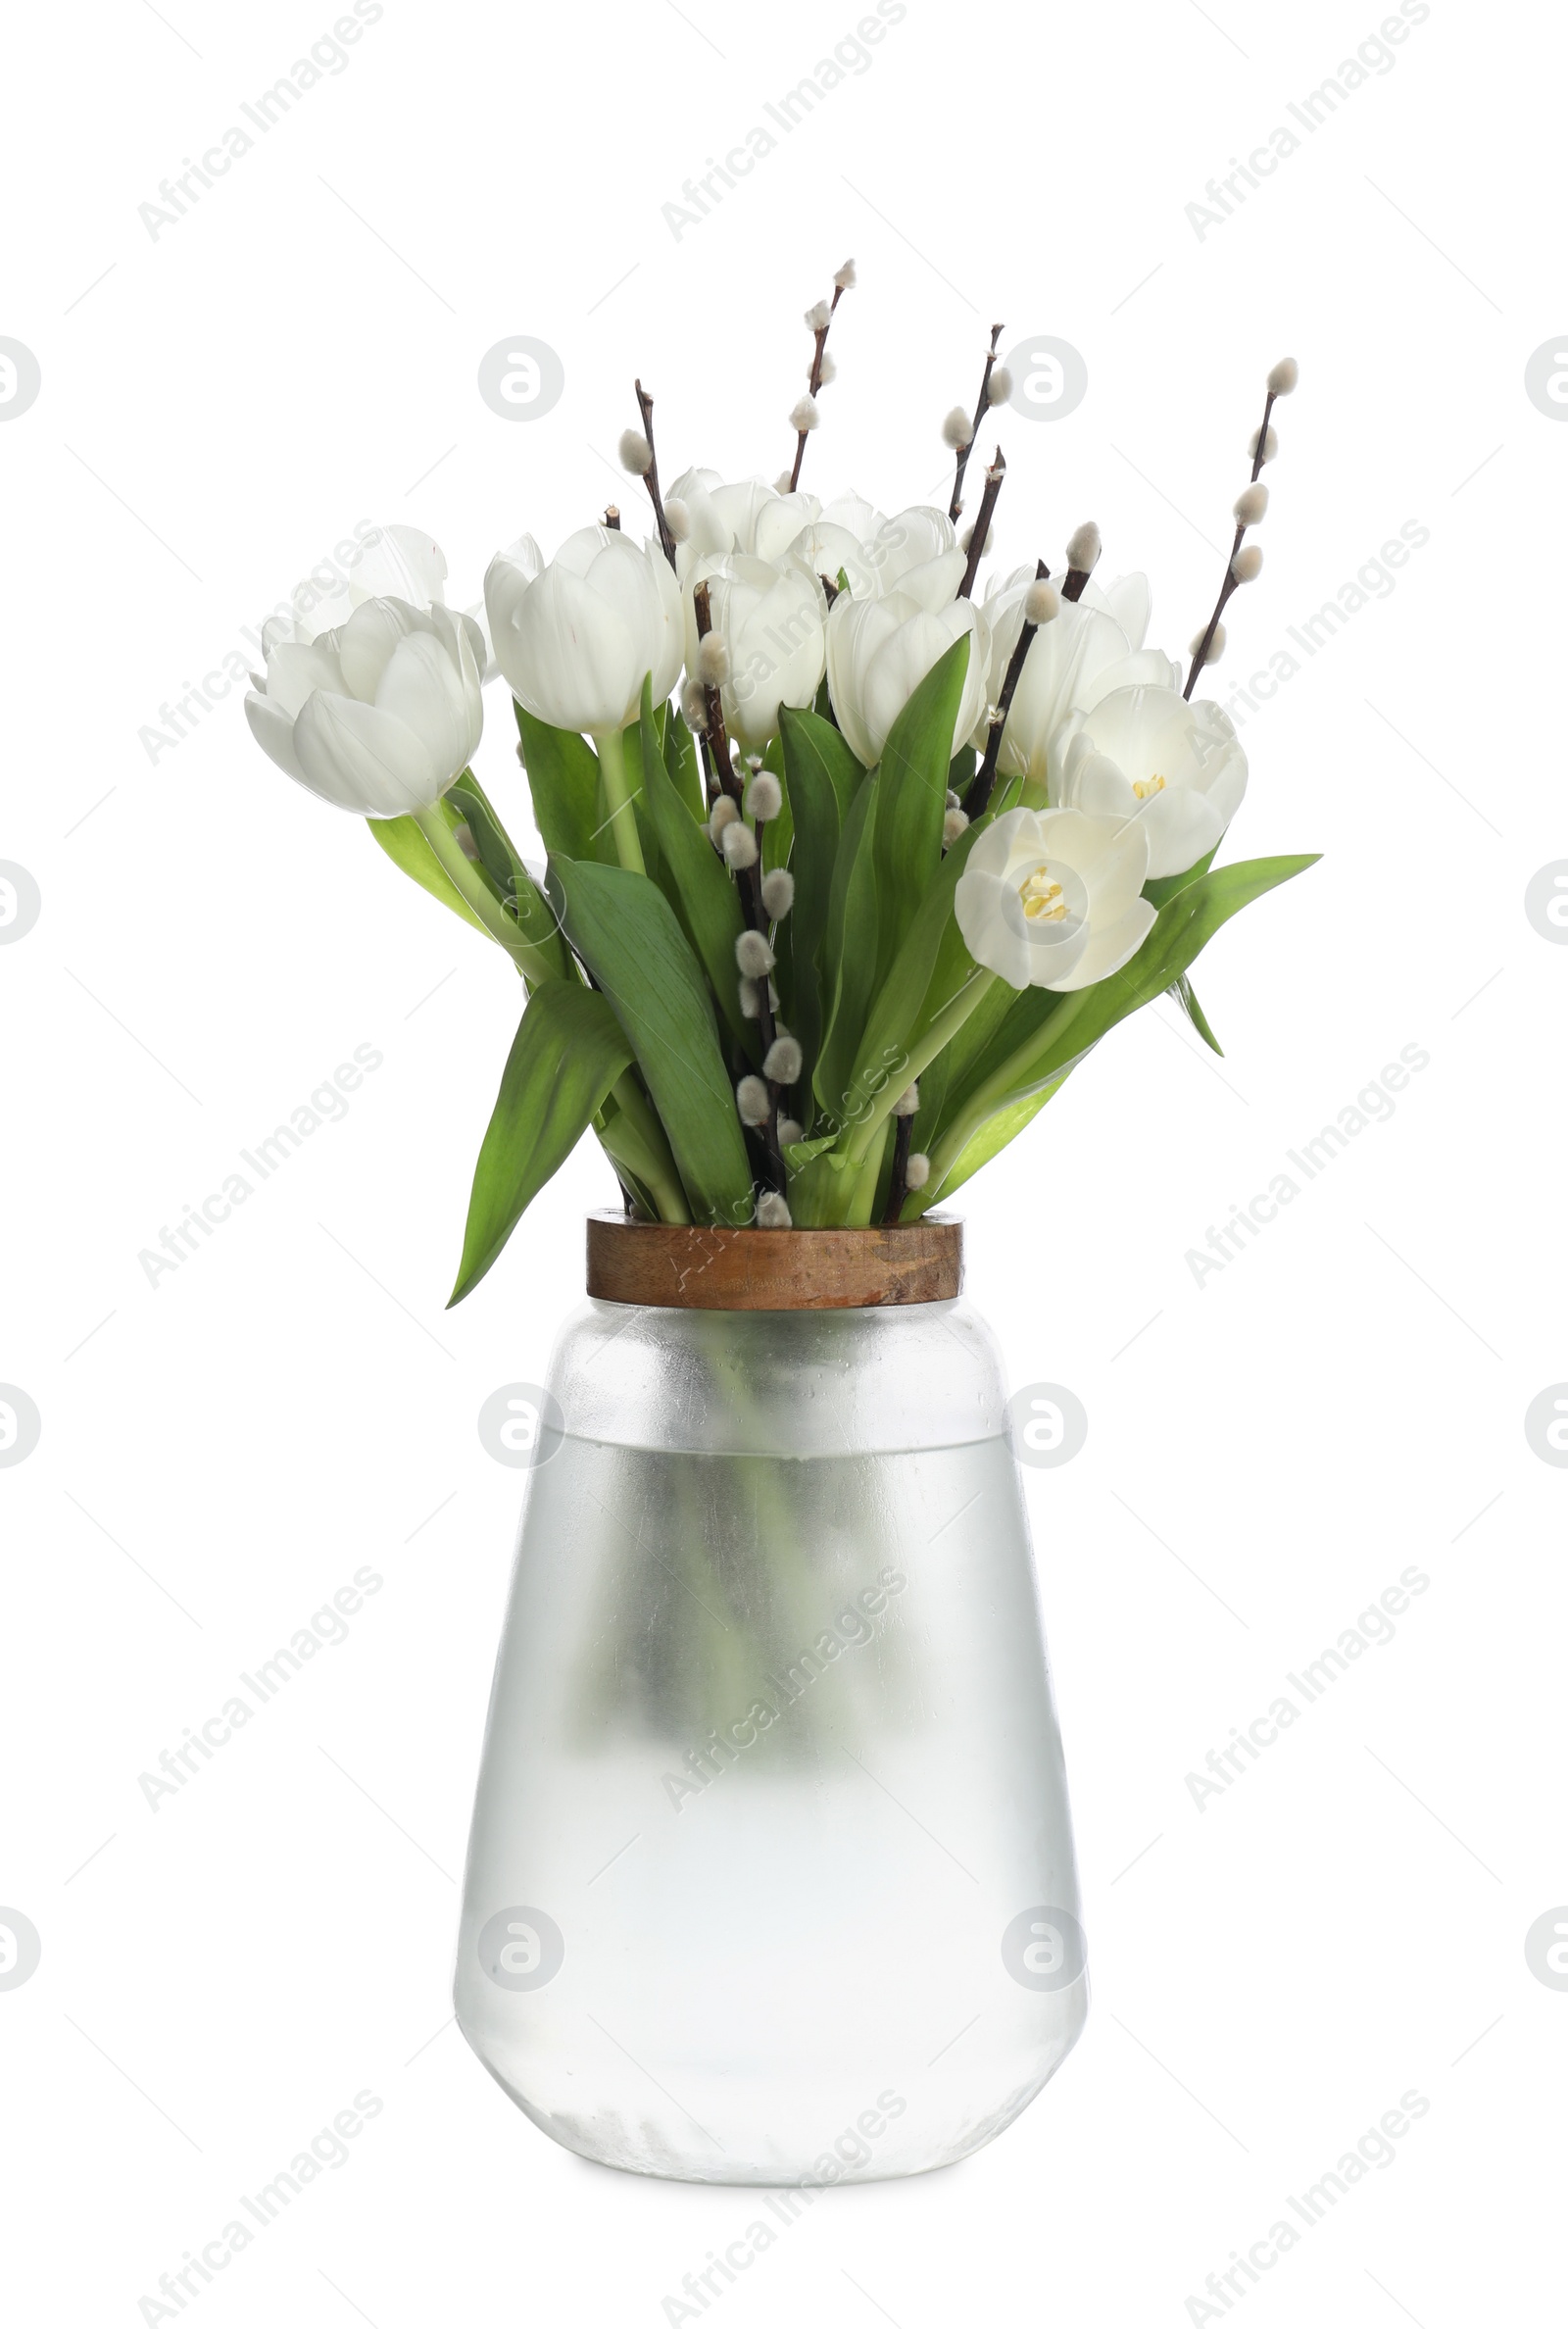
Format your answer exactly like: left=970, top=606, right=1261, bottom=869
left=3, top=0, right=1564, bottom=2321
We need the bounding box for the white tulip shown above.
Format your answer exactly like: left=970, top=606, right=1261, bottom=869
left=860, top=505, right=966, bottom=611
left=1049, top=687, right=1248, bottom=880
left=955, top=805, right=1154, bottom=991
left=665, top=468, right=783, bottom=564
left=978, top=566, right=1178, bottom=785
left=485, top=524, right=683, bottom=736
left=683, top=553, right=828, bottom=753
left=260, top=524, right=450, bottom=656
left=825, top=589, right=990, bottom=770
left=244, top=597, right=484, bottom=818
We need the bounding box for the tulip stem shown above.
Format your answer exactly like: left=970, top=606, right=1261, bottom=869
left=919, top=987, right=1094, bottom=1203
left=841, top=970, right=999, bottom=1169
left=593, top=725, right=646, bottom=874
left=414, top=802, right=539, bottom=971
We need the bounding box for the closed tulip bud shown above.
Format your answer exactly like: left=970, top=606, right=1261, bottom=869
left=763, top=1034, right=803, bottom=1084
left=745, top=769, right=783, bottom=821
left=245, top=597, right=485, bottom=818
left=942, top=406, right=975, bottom=450
left=833, top=258, right=857, bottom=290
left=1023, top=578, right=1060, bottom=625
left=1233, top=482, right=1269, bottom=526
left=485, top=525, right=683, bottom=735
left=943, top=807, right=970, bottom=847
left=778, top=1115, right=804, bottom=1146
left=722, top=821, right=759, bottom=869
left=1191, top=621, right=1226, bottom=663
left=710, top=795, right=739, bottom=837
left=698, top=632, right=731, bottom=685
left=1065, top=521, right=1102, bottom=573
left=1249, top=422, right=1279, bottom=464
left=905, top=1153, right=931, bottom=1190
left=683, top=551, right=828, bottom=753
left=1231, top=544, right=1263, bottom=583
left=664, top=497, right=691, bottom=542
left=826, top=588, right=991, bottom=770
left=987, top=366, right=1012, bottom=405
left=756, top=1191, right=793, bottom=1227
left=806, top=299, right=831, bottom=330
left=736, top=1075, right=771, bottom=1127
left=760, top=867, right=795, bottom=918
left=736, top=929, right=775, bottom=978
left=892, top=1082, right=920, bottom=1117
left=789, top=395, right=820, bottom=432
left=1267, top=357, right=1299, bottom=396
left=618, top=428, right=654, bottom=476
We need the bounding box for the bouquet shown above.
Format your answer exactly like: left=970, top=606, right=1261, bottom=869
left=243, top=265, right=1314, bottom=1300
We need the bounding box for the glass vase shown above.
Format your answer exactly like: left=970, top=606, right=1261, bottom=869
left=454, top=1220, right=1086, bottom=2183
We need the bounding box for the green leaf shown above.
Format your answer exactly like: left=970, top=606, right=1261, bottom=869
left=368, top=808, right=491, bottom=940
left=908, top=1082, right=1065, bottom=1212
left=778, top=704, right=856, bottom=1105
left=549, top=856, right=755, bottom=1227
left=783, top=1133, right=837, bottom=1171
left=449, top=983, right=633, bottom=1304
left=842, top=815, right=990, bottom=1117
left=938, top=853, right=1320, bottom=1148
left=871, top=633, right=970, bottom=984
left=662, top=705, right=706, bottom=822
left=450, top=774, right=570, bottom=978
left=1171, top=970, right=1222, bottom=1055
left=1143, top=844, right=1217, bottom=912
left=514, top=703, right=604, bottom=860
left=634, top=679, right=753, bottom=1052
left=811, top=771, right=880, bottom=1129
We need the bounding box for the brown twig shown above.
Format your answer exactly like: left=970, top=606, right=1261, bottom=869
left=787, top=272, right=851, bottom=492
left=692, top=581, right=742, bottom=803
left=1185, top=384, right=1278, bottom=699
left=949, top=323, right=1004, bottom=522
left=882, top=1111, right=913, bottom=1222
left=633, top=379, right=678, bottom=569
left=956, top=450, right=1005, bottom=600
left=962, top=559, right=1049, bottom=819
left=604, top=504, right=621, bottom=530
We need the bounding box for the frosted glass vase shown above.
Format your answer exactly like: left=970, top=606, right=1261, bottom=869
left=455, top=1224, right=1086, bottom=2183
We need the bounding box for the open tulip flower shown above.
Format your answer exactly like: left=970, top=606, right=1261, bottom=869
left=1050, top=687, right=1249, bottom=881
left=239, top=266, right=1315, bottom=1279
left=955, top=806, right=1155, bottom=991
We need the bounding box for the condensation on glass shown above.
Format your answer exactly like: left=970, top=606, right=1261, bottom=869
left=456, top=1298, right=1086, bottom=2183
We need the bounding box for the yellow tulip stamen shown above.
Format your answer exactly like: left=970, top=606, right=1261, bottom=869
left=1132, top=773, right=1167, bottom=801
left=1019, top=867, right=1067, bottom=922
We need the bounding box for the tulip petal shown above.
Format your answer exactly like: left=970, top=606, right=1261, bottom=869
left=374, top=631, right=475, bottom=784
left=244, top=689, right=306, bottom=782
left=293, top=690, right=443, bottom=817
left=1047, top=897, right=1157, bottom=991
left=263, top=639, right=348, bottom=719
